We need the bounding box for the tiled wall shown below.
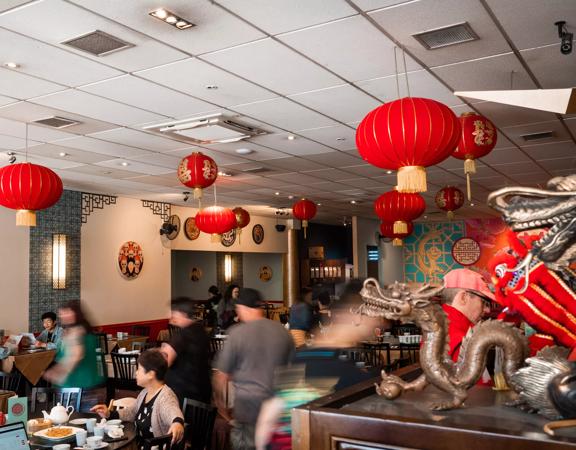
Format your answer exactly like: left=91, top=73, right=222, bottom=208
left=29, top=190, right=82, bottom=331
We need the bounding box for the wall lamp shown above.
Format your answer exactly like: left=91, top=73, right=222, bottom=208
left=224, top=254, right=233, bottom=283
left=52, top=234, right=67, bottom=289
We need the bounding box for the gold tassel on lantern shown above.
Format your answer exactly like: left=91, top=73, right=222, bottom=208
left=302, top=220, right=308, bottom=239
left=447, top=211, right=455, bottom=220
left=393, top=221, right=408, bottom=234
left=397, top=166, right=427, bottom=193
left=193, top=187, right=203, bottom=199
left=464, top=158, right=476, bottom=202
left=236, top=228, right=241, bottom=244
left=16, top=210, right=36, bottom=227
left=393, top=238, right=403, bottom=247
left=211, top=233, right=220, bottom=243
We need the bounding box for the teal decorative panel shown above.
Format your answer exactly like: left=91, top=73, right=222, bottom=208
left=404, top=221, right=465, bottom=284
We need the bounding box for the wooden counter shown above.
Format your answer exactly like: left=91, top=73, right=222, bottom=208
left=293, top=365, right=576, bottom=450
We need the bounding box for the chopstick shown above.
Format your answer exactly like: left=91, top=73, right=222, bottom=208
left=107, top=399, right=114, bottom=414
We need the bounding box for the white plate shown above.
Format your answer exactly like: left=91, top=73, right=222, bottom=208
left=105, top=419, right=122, bottom=426
left=33, top=426, right=84, bottom=440
left=69, top=418, right=88, bottom=425
left=74, top=443, right=108, bottom=449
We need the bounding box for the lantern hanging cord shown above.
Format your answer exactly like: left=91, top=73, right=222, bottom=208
left=393, top=46, right=400, bottom=99
left=402, top=48, right=411, bottom=98
left=213, top=183, right=218, bottom=206
left=510, top=70, right=516, bottom=90
left=25, top=122, right=29, bottom=162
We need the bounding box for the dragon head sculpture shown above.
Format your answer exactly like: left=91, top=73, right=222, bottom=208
left=487, top=175, right=576, bottom=265
left=358, top=278, right=443, bottom=322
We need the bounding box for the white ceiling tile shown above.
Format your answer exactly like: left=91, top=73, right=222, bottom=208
left=79, top=75, right=216, bottom=118
left=353, top=0, right=417, bottom=11
left=305, top=150, right=364, bottom=167
left=30, top=90, right=166, bottom=126
left=0, top=0, right=188, bottom=72
left=0, top=95, right=18, bottom=107
left=0, top=1, right=33, bottom=12
left=503, top=120, right=571, bottom=146
left=136, top=58, right=277, bottom=107
left=249, top=133, right=335, bottom=155
left=71, top=0, right=265, bottom=55
left=289, top=84, right=381, bottom=123
left=24, top=154, right=85, bottom=170
left=164, top=147, right=248, bottom=166
left=267, top=172, right=325, bottom=184
left=55, top=135, right=152, bottom=158
left=279, top=15, right=420, bottom=82
left=521, top=44, right=576, bottom=89
left=217, top=0, right=356, bottom=34
left=339, top=177, right=389, bottom=189
left=130, top=152, right=182, bottom=169
left=0, top=133, right=41, bottom=149
left=369, top=0, right=511, bottom=68
left=473, top=102, right=559, bottom=128
left=301, top=168, right=358, bottom=181
left=0, top=67, right=66, bottom=99
left=88, top=128, right=187, bottom=152
left=125, top=175, right=179, bottom=187
left=0, top=117, right=72, bottom=142
left=203, top=38, right=341, bottom=95
left=523, top=141, right=576, bottom=160
left=24, top=143, right=112, bottom=164
left=233, top=97, right=337, bottom=130
left=265, top=157, right=326, bottom=171
left=297, top=125, right=357, bottom=151
left=479, top=147, right=532, bottom=165
left=535, top=157, right=576, bottom=171
left=489, top=160, right=545, bottom=175
left=340, top=164, right=389, bottom=177
left=69, top=163, right=146, bottom=179
left=95, top=158, right=173, bottom=175
left=202, top=141, right=288, bottom=161
left=0, top=28, right=122, bottom=86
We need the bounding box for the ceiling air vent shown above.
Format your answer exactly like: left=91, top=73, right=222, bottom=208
left=243, top=167, right=271, bottom=174
left=33, top=116, right=80, bottom=129
left=143, top=113, right=268, bottom=145
left=62, top=31, right=134, bottom=56
left=521, top=131, right=555, bottom=142
left=413, top=22, right=479, bottom=50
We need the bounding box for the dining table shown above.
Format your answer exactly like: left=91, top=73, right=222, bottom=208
left=1, top=349, right=56, bottom=385
left=28, top=412, right=136, bottom=450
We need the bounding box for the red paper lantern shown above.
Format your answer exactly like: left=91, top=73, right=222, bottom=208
left=435, top=186, right=465, bottom=220
left=374, top=190, right=425, bottom=234
left=356, top=97, right=461, bottom=192
left=292, top=198, right=317, bottom=238
left=380, top=221, right=414, bottom=247
left=195, top=206, right=237, bottom=241
left=177, top=152, right=218, bottom=199
left=233, top=207, right=250, bottom=243
left=453, top=112, right=497, bottom=201
left=0, top=162, right=63, bottom=226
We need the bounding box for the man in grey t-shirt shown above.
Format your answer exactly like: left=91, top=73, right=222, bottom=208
left=214, top=288, right=294, bottom=450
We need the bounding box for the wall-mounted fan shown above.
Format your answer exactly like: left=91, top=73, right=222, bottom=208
left=160, top=214, right=181, bottom=240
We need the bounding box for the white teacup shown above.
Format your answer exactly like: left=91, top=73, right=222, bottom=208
left=118, top=347, right=127, bottom=353
left=85, top=418, right=97, bottom=433
left=86, top=436, right=103, bottom=449
left=53, top=445, right=70, bottom=450
left=116, top=331, right=123, bottom=339
left=93, top=425, right=106, bottom=438
left=76, top=429, right=87, bottom=447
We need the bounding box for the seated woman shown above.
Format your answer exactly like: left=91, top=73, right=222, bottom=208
left=91, top=350, right=184, bottom=445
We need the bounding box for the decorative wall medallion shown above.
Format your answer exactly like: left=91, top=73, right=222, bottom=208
left=221, top=228, right=236, bottom=247
left=452, top=237, right=481, bottom=266
left=184, top=217, right=200, bottom=240
left=252, top=224, right=264, bottom=245
left=190, top=267, right=203, bottom=282
left=259, top=265, right=273, bottom=282
left=118, top=241, right=144, bottom=279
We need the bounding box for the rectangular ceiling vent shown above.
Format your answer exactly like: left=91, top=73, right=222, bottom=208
left=413, top=22, right=479, bottom=50
left=521, top=131, right=555, bottom=141
left=143, top=113, right=268, bottom=145
left=62, top=30, right=134, bottom=56
left=33, top=116, right=80, bottom=129
left=242, top=167, right=271, bottom=174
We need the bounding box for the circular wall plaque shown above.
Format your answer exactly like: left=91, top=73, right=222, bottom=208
left=221, top=228, right=236, bottom=247
left=184, top=217, right=200, bottom=240
left=252, top=224, right=264, bottom=245
left=190, top=267, right=203, bottom=282
left=118, top=241, right=143, bottom=279
left=259, top=265, right=273, bottom=282
left=452, top=237, right=481, bottom=266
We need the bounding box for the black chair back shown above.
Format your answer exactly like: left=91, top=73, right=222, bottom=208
left=94, top=332, right=109, bottom=354
left=140, top=434, right=172, bottom=450
left=131, top=325, right=151, bottom=337
left=31, top=387, right=82, bottom=413
left=361, top=342, right=392, bottom=370
left=168, top=324, right=181, bottom=339
left=208, top=338, right=225, bottom=360
left=399, top=343, right=420, bottom=366
left=0, top=371, right=21, bottom=392
left=110, top=352, right=138, bottom=391
left=182, top=398, right=216, bottom=450
left=132, top=341, right=158, bottom=352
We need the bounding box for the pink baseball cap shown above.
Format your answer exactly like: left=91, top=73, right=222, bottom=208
left=443, top=268, right=495, bottom=301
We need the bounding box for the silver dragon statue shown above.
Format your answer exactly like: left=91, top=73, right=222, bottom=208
left=358, top=279, right=530, bottom=411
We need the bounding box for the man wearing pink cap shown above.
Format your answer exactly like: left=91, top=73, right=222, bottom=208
left=442, top=268, right=495, bottom=360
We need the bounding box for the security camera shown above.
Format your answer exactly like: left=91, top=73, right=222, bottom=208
left=8, top=155, right=16, bottom=164
left=556, top=21, right=573, bottom=55
left=183, top=191, right=190, bottom=202
left=275, top=224, right=286, bottom=232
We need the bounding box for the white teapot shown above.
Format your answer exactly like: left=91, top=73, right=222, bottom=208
left=42, top=403, right=74, bottom=425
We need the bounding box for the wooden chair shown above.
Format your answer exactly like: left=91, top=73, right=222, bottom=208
left=110, top=352, right=139, bottom=394
left=182, top=398, right=217, bottom=450
left=140, top=434, right=172, bottom=450
left=31, top=387, right=82, bottom=413
left=131, top=325, right=151, bottom=337
left=0, top=371, right=21, bottom=392
left=94, top=332, right=109, bottom=354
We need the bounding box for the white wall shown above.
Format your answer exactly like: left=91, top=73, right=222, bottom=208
left=242, top=253, right=284, bottom=301
left=0, top=207, right=29, bottom=334
left=81, top=197, right=171, bottom=326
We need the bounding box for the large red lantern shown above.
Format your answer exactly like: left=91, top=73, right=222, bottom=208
left=195, top=206, right=237, bottom=242
left=233, top=207, right=250, bottom=243
left=177, top=152, right=218, bottom=199
left=453, top=112, right=497, bottom=201
left=374, top=190, right=425, bottom=234
left=435, top=186, right=465, bottom=220
left=356, top=97, right=461, bottom=193
left=0, top=162, right=63, bottom=226
left=380, top=221, right=414, bottom=247
left=292, top=198, right=317, bottom=239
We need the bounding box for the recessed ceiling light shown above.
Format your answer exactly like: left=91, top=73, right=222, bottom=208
left=470, top=202, right=475, bottom=206
left=235, top=148, right=254, bottom=155
left=149, top=8, right=195, bottom=30
left=205, top=84, right=219, bottom=90
left=102, top=171, right=112, bottom=175
left=424, top=215, right=428, bottom=219
left=3, top=62, right=20, bottom=69
left=336, top=137, right=346, bottom=141
left=350, top=200, right=357, bottom=204
left=218, top=171, right=232, bottom=177
left=386, top=170, right=393, bottom=174
left=275, top=192, right=280, bottom=196
left=121, top=162, right=129, bottom=167
left=317, top=203, right=322, bottom=206
left=287, top=135, right=296, bottom=141
left=58, top=152, right=68, bottom=157
left=288, top=195, right=294, bottom=200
